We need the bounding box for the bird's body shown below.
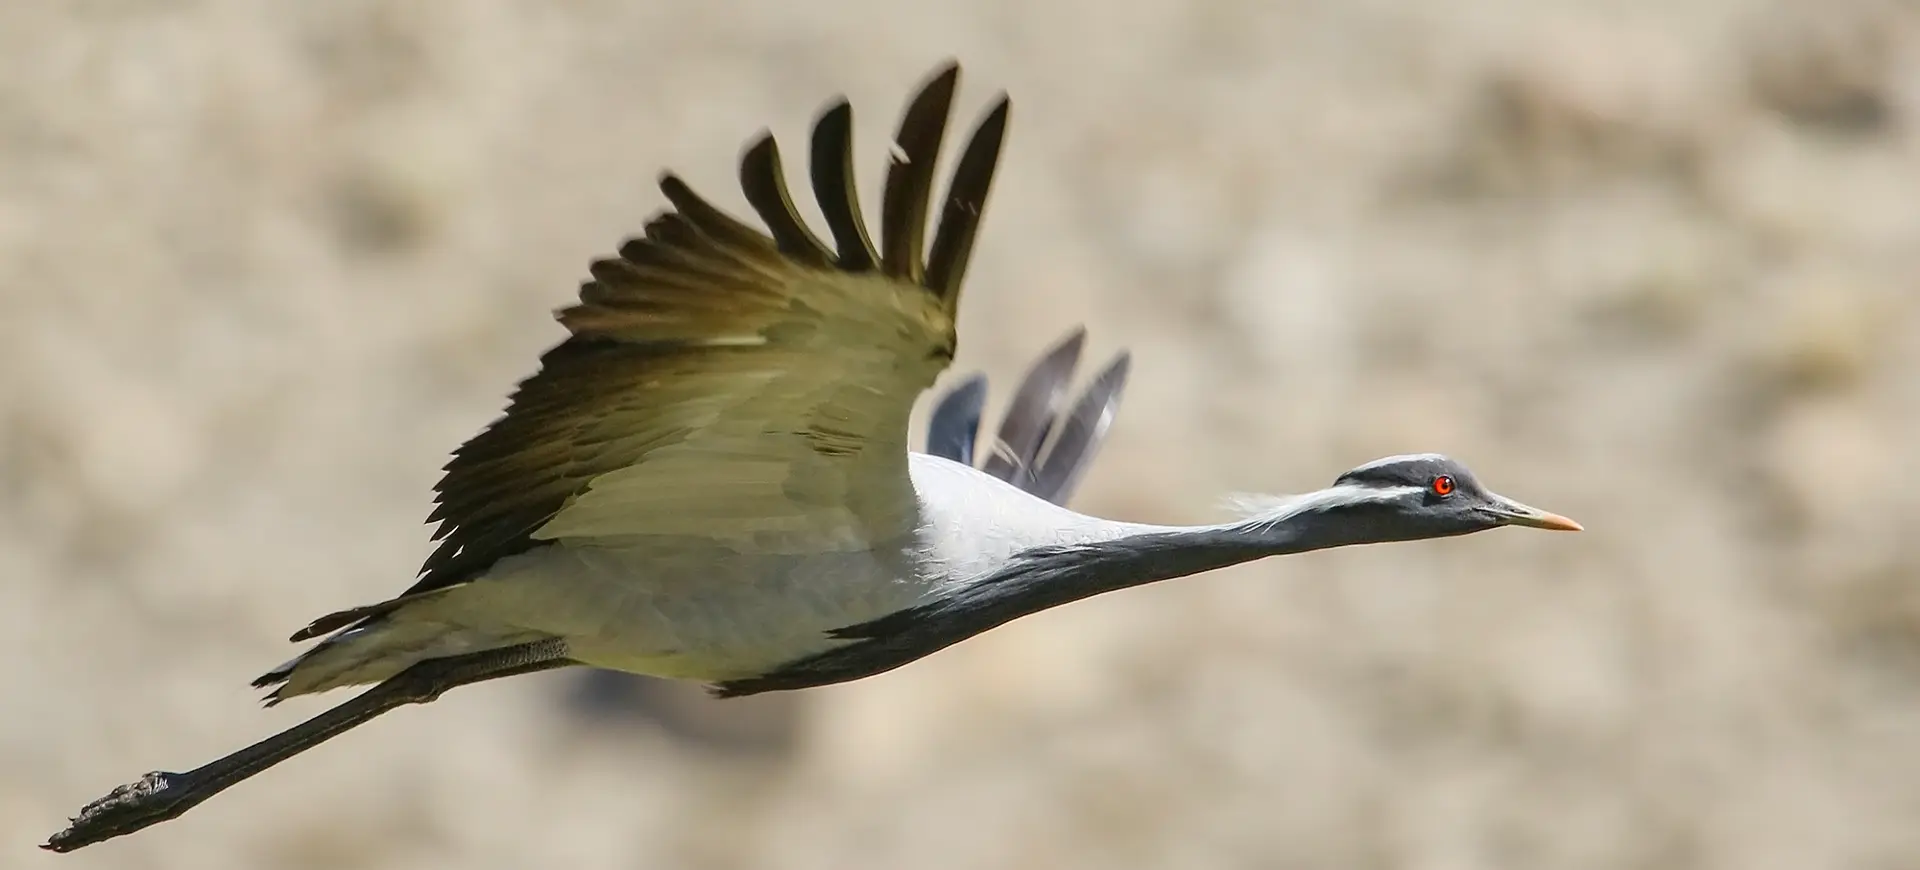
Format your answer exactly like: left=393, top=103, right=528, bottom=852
left=47, top=61, right=1579, bottom=853
left=278, top=453, right=1129, bottom=694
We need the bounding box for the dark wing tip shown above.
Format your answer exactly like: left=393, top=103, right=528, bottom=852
left=881, top=64, right=962, bottom=283
left=925, top=94, right=1011, bottom=304
left=657, top=172, right=773, bottom=254
left=923, top=58, right=962, bottom=84
left=726, top=64, right=1007, bottom=304
left=738, top=131, right=835, bottom=265
left=808, top=98, right=879, bottom=271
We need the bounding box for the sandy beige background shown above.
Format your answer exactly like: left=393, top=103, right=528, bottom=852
left=7, top=1, right=1920, bottom=868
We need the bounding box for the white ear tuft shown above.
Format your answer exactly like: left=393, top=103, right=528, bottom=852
left=1222, top=492, right=1301, bottom=519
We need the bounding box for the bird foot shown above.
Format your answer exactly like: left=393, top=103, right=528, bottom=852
left=42, top=770, right=193, bottom=853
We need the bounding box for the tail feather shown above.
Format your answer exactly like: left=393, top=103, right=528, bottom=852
left=255, top=619, right=547, bottom=706
left=288, top=586, right=461, bottom=642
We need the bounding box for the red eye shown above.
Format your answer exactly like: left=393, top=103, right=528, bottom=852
left=1431, top=475, right=1456, bottom=496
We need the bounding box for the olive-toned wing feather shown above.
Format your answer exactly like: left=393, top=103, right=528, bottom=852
left=292, top=62, right=1009, bottom=642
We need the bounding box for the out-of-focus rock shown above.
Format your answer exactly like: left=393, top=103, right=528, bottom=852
left=1743, top=0, right=1913, bottom=135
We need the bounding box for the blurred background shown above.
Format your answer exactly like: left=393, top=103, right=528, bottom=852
left=6, top=1, right=1920, bottom=868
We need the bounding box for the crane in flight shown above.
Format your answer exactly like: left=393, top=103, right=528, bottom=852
left=46, top=61, right=1579, bottom=853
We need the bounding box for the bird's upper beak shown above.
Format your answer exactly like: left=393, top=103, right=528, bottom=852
left=1485, top=496, right=1583, bottom=531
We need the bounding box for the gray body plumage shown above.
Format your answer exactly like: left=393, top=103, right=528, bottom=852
left=276, top=452, right=1147, bottom=696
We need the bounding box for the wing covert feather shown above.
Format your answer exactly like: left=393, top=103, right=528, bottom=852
left=407, top=62, right=1007, bottom=601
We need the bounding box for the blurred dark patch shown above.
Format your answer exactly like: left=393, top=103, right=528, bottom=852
left=326, top=165, right=438, bottom=255
left=1751, top=300, right=1883, bottom=402
left=565, top=669, right=804, bottom=758
left=1400, top=66, right=1705, bottom=200
left=1744, top=3, right=1906, bottom=137
left=1818, top=555, right=1920, bottom=684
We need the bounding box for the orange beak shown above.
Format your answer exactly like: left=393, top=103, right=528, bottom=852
left=1488, top=496, right=1584, bottom=531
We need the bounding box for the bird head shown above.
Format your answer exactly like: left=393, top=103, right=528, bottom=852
left=1230, top=453, right=1580, bottom=548
left=1330, top=453, right=1581, bottom=538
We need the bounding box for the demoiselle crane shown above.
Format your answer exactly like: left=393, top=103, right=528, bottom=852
left=46, top=61, right=1579, bottom=853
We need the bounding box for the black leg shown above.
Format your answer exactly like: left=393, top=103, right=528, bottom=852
left=43, top=640, right=573, bottom=853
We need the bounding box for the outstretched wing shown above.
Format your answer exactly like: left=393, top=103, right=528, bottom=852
left=922, top=327, right=1131, bottom=506
left=294, top=63, right=1008, bottom=642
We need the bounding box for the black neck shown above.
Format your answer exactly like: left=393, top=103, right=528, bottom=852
left=712, top=510, right=1374, bottom=697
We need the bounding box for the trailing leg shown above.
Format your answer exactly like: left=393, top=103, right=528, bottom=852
left=44, top=640, right=573, bottom=853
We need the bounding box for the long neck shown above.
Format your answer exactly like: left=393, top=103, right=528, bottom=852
left=713, top=505, right=1371, bottom=697
left=935, top=513, right=1362, bottom=626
